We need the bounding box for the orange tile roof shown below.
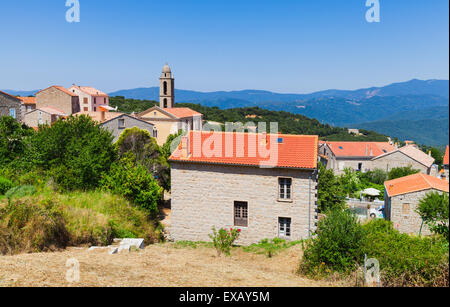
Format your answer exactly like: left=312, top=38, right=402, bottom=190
left=325, top=141, right=396, bottom=158
left=71, top=85, right=108, bottom=97
left=39, top=106, right=66, bottom=116
left=170, top=131, right=318, bottom=169
left=444, top=146, right=449, bottom=166
left=385, top=173, right=449, bottom=197
left=73, top=111, right=124, bottom=123
left=164, top=108, right=202, bottom=118
left=36, top=86, right=78, bottom=97
left=17, top=96, right=36, bottom=104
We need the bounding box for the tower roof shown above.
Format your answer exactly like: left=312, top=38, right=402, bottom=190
left=162, top=64, right=171, bottom=73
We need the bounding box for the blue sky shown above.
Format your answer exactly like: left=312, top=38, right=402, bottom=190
left=0, top=0, right=448, bottom=93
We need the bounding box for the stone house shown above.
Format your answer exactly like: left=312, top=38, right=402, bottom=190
left=169, top=131, right=319, bottom=245
left=35, top=86, right=80, bottom=116
left=23, top=107, right=65, bottom=128
left=138, top=64, right=203, bottom=146
left=371, top=145, right=435, bottom=175
left=17, top=96, right=37, bottom=114
left=319, top=141, right=396, bottom=174
left=384, top=173, right=449, bottom=235
left=68, top=85, right=109, bottom=112
left=0, top=90, right=23, bottom=122
left=100, top=114, right=155, bottom=142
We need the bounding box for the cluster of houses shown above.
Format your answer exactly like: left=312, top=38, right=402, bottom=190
left=1, top=64, right=449, bottom=245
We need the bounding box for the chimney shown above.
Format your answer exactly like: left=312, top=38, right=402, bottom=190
left=181, top=136, right=190, bottom=158
left=100, top=111, right=106, bottom=122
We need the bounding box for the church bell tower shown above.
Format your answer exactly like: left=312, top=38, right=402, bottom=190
left=160, top=63, right=175, bottom=109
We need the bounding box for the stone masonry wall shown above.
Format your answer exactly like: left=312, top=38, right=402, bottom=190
left=0, top=92, right=22, bottom=122
left=371, top=151, right=429, bottom=174
left=36, top=87, right=80, bottom=115
left=388, top=189, right=447, bottom=235
left=101, top=116, right=154, bottom=142
left=170, top=162, right=318, bottom=245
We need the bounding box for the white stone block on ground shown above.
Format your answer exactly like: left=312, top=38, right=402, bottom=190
left=120, top=239, right=145, bottom=249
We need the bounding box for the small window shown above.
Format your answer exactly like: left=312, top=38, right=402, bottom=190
left=9, top=108, right=16, bottom=119
left=118, top=118, right=125, bottom=129
left=84, top=107, right=88, bottom=112
left=94, top=98, right=97, bottom=104
left=358, top=163, right=363, bottom=171
left=234, top=202, right=248, bottom=227
left=94, top=107, right=97, bottom=111
left=402, top=204, right=410, bottom=215
left=279, top=217, right=291, bottom=237
left=83, top=98, right=88, bottom=104
left=277, top=137, right=284, bottom=144
left=279, top=178, right=292, bottom=200
left=154, top=130, right=158, bottom=138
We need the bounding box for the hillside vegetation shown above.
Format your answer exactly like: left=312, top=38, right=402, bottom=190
left=109, top=97, right=389, bottom=142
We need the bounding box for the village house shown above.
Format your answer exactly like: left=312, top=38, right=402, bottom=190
left=17, top=96, right=36, bottom=114
left=68, top=85, right=109, bottom=112
left=138, top=64, right=203, bottom=146
left=0, top=90, right=23, bottom=121
left=169, top=131, right=319, bottom=245
left=319, top=141, right=396, bottom=174
left=35, top=86, right=80, bottom=116
left=384, top=173, right=449, bottom=235
left=371, top=145, right=435, bottom=175
left=100, top=113, right=155, bottom=142
left=23, top=107, right=65, bottom=128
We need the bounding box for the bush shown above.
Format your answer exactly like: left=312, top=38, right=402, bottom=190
left=388, top=166, right=420, bottom=180
left=416, top=192, right=449, bottom=240
left=209, top=227, right=241, bottom=256
left=5, top=185, right=37, bottom=204
left=362, top=219, right=449, bottom=287
left=317, top=163, right=346, bottom=212
left=299, top=209, right=365, bottom=275
left=101, top=154, right=163, bottom=216
left=0, top=177, right=13, bottom=195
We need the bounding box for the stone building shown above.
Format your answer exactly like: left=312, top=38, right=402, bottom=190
left=100, top=114, right=155, bottom=142
left=138, top=64, right=203, bottom=146
left=35, top=86, right=80, bottom=116
left=17, top=96, right=36, bottom=114
left=384, top=173, right=449, bottom=235
left=23, top=107, right=65, bottom=128
left=319, top=141, right=396, bottom=174
left=0, top=90, right=23, bottom=122
left=68, top=85, right=109, bottom=112
left=442, top=146, right=449, bottom=181
left=169, top=131, right=319, bottom=245
left=371, top=145, right=435, bottom=175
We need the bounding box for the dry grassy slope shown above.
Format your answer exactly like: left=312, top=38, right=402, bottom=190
left=0, top=243, right=338, bottom=287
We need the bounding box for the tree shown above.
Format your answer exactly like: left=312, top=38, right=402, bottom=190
left=339, top=168, right=361, bottom=198
left=416, top=192, right=449, bottom=240
left=116, top=127, right=170, bottom=191
left=24, top=115, right=117, bottom=191
left=0, top=116, right=33, bottom=166
left=317, top=163, right=346, bottom=213
left=420, top=146, right=443, bottom=166
left=388, top=166, right=420, bottom=180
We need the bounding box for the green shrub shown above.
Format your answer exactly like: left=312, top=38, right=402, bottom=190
left=388, top=166, right=420, bottom=180
left=299, top=209, right=366, bottom=275
left=362, top=219, right=448, bottom=287
left=0, top=177, right=13, bottom=195
left=101, top=154, right=162, bottom=216
left=209, top=227, right=241, bottom=256
left=5, top=185, right=37, bottom=203
left=416, top=192, right=449, bottom=240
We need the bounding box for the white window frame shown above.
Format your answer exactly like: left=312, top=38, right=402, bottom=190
left=279, top=217, right=292, bottom=238
left=278, top=177, right=293, bottom=201
left=9, top=108, right=16, bottom=119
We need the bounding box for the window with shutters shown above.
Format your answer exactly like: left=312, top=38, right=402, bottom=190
left=278, top=178, right=292, bottom=200
left=402, top=203, right=410, bottom=215
left=234, top=202, right=248, bottom=227
left=279, top=217, right=291, bottom=237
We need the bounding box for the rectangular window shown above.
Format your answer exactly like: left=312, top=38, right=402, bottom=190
left=234, top=202, right=248, bottom=227
left=118, top=119, right=125, bottom=129
left=279, top=178, right=292, bottom=200
left=94, top=98, right=97, bottom=104
left=83, top=98, right=88, bottom=104
left=83, top=107, right=88, bottom=112
left=279, top=217, right=291, bottom=237
left=9, top=108, right=16, bottom=119
left=358, top=163, right=363, bottom=171
left=402, top=204, right=410, bottom=215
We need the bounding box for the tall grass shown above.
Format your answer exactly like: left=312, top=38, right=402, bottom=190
left=0, top=189, right=163, bottom=255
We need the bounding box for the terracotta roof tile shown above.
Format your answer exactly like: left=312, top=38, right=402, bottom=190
left=385, top=173, right=449, bottom=197
left=73, top=111, right=124, bottom=123
left=325, top=142, right=396, bottom=158
left=170, top=131, right=318, bottom=169
left=71, top=85, right=108, bottom=97
left=164, top=108, right=202, bottom=118
left=444, top=146, right=449, bottom=166
left=36, top=86, right=78, bottom=97
left=17, top=97, right=36, bottom=104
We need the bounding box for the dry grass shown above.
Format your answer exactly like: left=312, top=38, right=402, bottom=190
left=0, top=243, right=345, bottom=287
